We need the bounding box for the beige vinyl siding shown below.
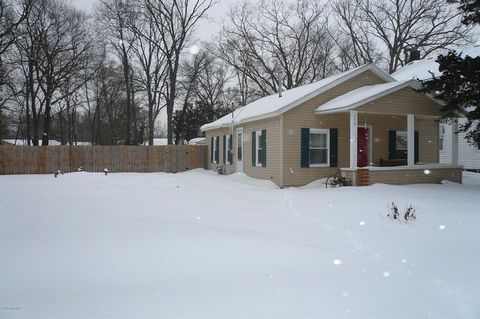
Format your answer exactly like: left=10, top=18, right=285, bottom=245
left=282, top=70, right=388, bottom=186
left=367, top=167, right=462, bottom=185
left=357, top=87, right=441, bottom=116
left=415, top=119, right=439, bottom=163
left=205, top=117, right=281, bottom=181
left=205, top=128, right=235, bottom=173
left=204, top=69, right=442, bottom=187
left=281, top=113, right=440, bottom=187
left=241, top=117, right=282, bottom=184
left=356, top=114, right=439, bottom=165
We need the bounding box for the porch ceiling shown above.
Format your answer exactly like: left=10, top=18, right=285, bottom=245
left=314, top=79, right=444, bottom=116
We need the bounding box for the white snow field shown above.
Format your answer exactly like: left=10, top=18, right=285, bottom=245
left=0, top=170, right=479, bottom=319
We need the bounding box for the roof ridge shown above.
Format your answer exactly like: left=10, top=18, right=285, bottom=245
left=201, top=64, right=393, bottom=131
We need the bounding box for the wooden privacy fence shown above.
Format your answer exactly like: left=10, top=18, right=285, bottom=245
left=0, top=145, right=208, bottom=175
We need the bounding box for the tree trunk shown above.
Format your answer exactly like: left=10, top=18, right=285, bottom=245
left=148, top=98, right=154, bottom=146
left=59, top=109, right=65, bottom=145
left=25, top=60, right=31, bottom=146
left=29, top=59, right=39, bottom=146
left=167, top=70, right=177, bottom=145
left=42, top=95, right=52, bottom=146
left=122, top=54, right=132, bottom=145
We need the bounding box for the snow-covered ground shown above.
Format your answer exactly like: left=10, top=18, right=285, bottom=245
left=1, top=139, right=92, bottom=146
left=0, top=170, right=479, bottom=319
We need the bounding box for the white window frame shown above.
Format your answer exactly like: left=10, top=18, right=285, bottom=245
left=309, top=128, right=330, bottom=167
left=256, top=131, right=263, bottom=167
left=225, top=134, right=231, bottom=164
left=213, top=137, right=218, bottom=164
left=439, top=124, right=445, bottom=152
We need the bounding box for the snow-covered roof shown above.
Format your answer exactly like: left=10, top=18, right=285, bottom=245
left=392, top=45, right=480, bottom=81
left=315, top=80, right=423, bottom=114
left=201, top=64, right=395, bottom=131
left=142, top=138, right=168, bottom=146
left=188, top=137, right=206, bottom=145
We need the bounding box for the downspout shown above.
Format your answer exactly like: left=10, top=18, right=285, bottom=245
left=230, top=102, right=235, bottom=173
left=280, top=114, right=284, bottom=188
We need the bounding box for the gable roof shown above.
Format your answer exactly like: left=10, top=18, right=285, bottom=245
left=201, top=64, right=395, bottom=131
left=392, top=45, right=480, bottom=81
left=315, top=80, right=424, bottom=114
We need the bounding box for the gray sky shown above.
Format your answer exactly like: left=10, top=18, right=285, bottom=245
left=69, top=0, right=235, bottom=41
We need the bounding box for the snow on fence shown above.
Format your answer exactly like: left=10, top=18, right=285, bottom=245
left=0, top=145, right=208, bottom=175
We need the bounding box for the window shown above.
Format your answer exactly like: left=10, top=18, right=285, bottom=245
left=309, top=129, right=329, bottom=166
left=256, top=131, right=263, bottom=166
left=213, top=136, right=219, bottom=163
left=252, top=130, right=266, bottom=167
left=225, top=135, right=232, bottom=164
left=237, top=133, right=243, bottom=161
left=396, top=131, right=408, bottom=159
left=439, top=125, right=445, bottom=151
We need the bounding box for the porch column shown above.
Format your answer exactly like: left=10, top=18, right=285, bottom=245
left=451, top=118, right=459, bottom=165
left=349, top=110, right=358, bottom=169
left=407, top=114, right=415, bottom=166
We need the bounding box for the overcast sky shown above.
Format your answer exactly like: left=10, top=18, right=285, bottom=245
left=69, top=0, right=235, bottom=41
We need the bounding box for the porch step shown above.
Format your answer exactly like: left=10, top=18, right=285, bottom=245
left=358, top=168, right=370, bottom=186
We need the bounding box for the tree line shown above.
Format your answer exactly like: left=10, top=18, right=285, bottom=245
left=0, top=0, right=476, bottom=145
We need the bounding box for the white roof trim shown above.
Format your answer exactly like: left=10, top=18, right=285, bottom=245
left=201, top=64, right=395, bottom=131
left=315, top=80, right=444, bottom=115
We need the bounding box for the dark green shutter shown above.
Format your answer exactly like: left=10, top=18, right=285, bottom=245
left=330, top=128, right=338, bottom=167
left=414, top=131, right=419, bottom=163
left=261, top=129, right=267, bottom=167
left=388, top=130, right=397, bottom=160
left=223, top=135, right=226, bottom=164
left=301, top=128, right=310, bottom=168
left=210, top=137, right=214, bottom=163
left=215, top=136, right=219, bottom=163
left=228, top=135, right=233, bottom=164
left=252, top=131, right=256, bottom=166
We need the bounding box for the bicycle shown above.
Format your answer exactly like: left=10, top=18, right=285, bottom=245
left=326, top=169, right=352, bottom=188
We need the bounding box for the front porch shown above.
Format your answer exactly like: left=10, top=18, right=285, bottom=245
left=340, top=110, right=463, bottom=185
left=314, top=80, right=462, bottom=186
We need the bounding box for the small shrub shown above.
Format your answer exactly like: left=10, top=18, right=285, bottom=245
left=404, top=205, right=416, bottom=222
left=387, top=202, right=416, bottom=223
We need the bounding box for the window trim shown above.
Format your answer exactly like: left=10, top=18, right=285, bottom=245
left=309, top=128, right=330, bottom=167
left=439, top=124, right=445, bottom=152
left=255, top=131, right=263, bottom=167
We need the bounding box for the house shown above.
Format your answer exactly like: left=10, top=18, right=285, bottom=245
left=200, top=64, right=462, bottom=187
left=392, top=45, right=480, bottom=172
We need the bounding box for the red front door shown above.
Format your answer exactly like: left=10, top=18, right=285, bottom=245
left=357, top=127, right=369, bottom=167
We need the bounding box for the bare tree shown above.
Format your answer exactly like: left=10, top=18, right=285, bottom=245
left=0, top=0, right=30, bottom=63
left=0, top=0, right=30, bottom=142
left=218, top=0, right=335, bottom=97
left=33, top=0, right=95, bottom=145
left=330, top=0, right=381, bottom=70
left=194, top=48, right=230, bottom=110
left=97, top=0, right=138, bottom=144
left=333, top=0, right=472, bottom=73
left=128, top=6, right=167, bottom=145
left=85, top=55, right=126, bottom=145
left=143, top=0, right=215, bottom=144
